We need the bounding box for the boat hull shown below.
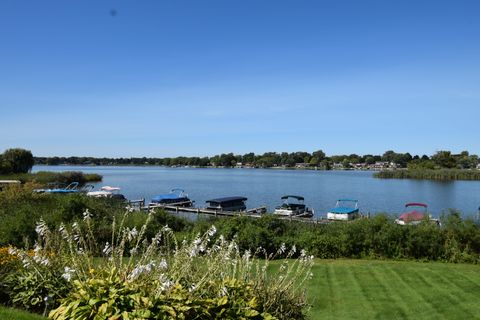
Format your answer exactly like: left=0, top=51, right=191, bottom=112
left=327, top=210, right=359, bottom=221
left=274, top=208, right=314, bottom=218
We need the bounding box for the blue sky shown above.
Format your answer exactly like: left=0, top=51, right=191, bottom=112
left=1, top=0, right=480, bottom=157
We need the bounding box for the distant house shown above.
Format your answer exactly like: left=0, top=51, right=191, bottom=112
left=477, top=163, right=480, bottom=170
left=354, top=163, right=367, bottom=169
left=295, top=163, right=309, bottom=168
left=333, top=162, right=343, bottom=169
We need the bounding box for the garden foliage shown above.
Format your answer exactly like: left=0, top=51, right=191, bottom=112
left=3, top=210, right=313, bottom=319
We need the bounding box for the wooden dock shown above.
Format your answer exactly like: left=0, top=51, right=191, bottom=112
left=145, top=203, right=267, bottom=218
left=144, top=203, right=333, bottom=224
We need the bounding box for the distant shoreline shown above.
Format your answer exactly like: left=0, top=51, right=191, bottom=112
left=31, top=164, right=480, bottom=181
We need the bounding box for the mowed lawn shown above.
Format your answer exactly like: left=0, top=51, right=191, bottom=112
left=307, top=259, right=480, bottom=320
left=0, top=306, right=46, bottom=320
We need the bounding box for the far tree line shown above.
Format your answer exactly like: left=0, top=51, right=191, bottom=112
left=33, top=150, right=480, bottom=170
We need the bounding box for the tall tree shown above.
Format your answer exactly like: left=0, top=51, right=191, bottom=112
left=2, top=148, right=35, bottom=173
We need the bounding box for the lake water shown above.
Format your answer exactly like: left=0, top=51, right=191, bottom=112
left=33, top=166, right=480, bottom=218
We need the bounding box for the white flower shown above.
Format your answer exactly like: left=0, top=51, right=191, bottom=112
left=279, top=243, right=286, bottom=254
left=159, top=259, right=168, bottom=270
left=33, top=243, right=42, bottom=256
left=62, top=267, right=75, bottom=281
left=190, top=248, right=197, bottom=257
left=82, top=209, right=92, bottom=221
left=220, top=286, right=228, bottom=296
left=162, top=225, right=171, bottom=232
left=127, top=227, right=138, bottom=241
left=193, top=237, right=201, bottom=246
left=129, top=266, right=143, bottom=280
left=207, top=225, right=217, bottom=237
left=58, top=224, right=69, bottom=239
left=159, top=274, right=174, bottom=291
left=102, top=242, right=112, bottom=256
left=35, top=219, right=49, bottom=237
left=145, top=261, right=155, bottom=273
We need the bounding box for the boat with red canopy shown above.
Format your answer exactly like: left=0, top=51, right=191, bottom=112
left=395, top=203, right=440, bottom=226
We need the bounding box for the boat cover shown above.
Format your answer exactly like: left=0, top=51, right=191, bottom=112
left=281, top=195, right=304, bottom=201
left=329, top=206, right=358, bottom=214
left=399, top=210, right=425, bottom=221
left=206, top=196, right=247, bottom=204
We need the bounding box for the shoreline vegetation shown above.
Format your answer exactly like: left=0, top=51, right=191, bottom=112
left=374, top=168, right=480, bottom=181
left=0, top=171, right=102, bottom=185
left=32, top=149, right=480, bottom=180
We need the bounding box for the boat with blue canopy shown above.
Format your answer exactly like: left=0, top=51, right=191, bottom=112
left=327, top=199, right=359, bottom=221
left=34, top=182, right=81, bottom=194
left=274, top=195, right=314, bottom=218
left=150, top=188, right=193, bottom=207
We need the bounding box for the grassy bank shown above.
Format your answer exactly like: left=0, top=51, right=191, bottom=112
left=0, top=171, right=102, bottom=185
left=374, top=168, right=480, bottom=180
left=307, top=259, right=480, bottom=319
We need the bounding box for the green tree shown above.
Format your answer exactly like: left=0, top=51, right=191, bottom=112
left=312, top=150, right=326, bottom=162
left=432, top=151, right=457, bottom=168
left=1, top=148, right=35, bottom=173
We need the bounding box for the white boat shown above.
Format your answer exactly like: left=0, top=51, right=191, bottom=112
left=87, top=186, right=125, bottom=200
left=394, top=202, right=440, bottom=226
left=274, top=195, right=314, bottom=218
left=327, top=199, right=359, bottom=221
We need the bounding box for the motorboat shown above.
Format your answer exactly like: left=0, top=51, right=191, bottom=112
left=273, top=195, right=314, bottom=218
left=34, top=182, right=80, bottom=194
left=205, top=196, right=248, bottom=212
left=327, top=199, right=359, bottom=221
left=150, top=188, right=193, bottom=207
left=395, top=203, right=440, bottom=226
left=87, top=186, right=126, bottom=200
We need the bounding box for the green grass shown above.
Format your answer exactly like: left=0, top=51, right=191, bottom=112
left=0, top=306, right=46, bottom=320
left=306, top=259, right=480, bottom=319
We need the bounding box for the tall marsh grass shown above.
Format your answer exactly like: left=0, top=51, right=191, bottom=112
left=374, top=169, right=480, bottom=180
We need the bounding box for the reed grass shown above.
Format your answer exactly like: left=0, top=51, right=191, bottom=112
left=374, top=169, right=480, bottom=180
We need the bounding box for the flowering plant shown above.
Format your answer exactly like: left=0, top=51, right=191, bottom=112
left=7, top=209, right=314, bottom=319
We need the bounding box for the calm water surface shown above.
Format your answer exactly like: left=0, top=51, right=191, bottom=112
left=33, top=166, right=480, bottom=218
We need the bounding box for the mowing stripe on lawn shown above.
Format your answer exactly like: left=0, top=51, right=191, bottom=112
left=383, top=264, right=442, bottom=319
left=402, top=265, right=475, bottom=319
left=306, top=260, right=480, bottom=320
left=347, top=262, right=377, bottom=317
left=369, top=263, right=409, bottom=319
